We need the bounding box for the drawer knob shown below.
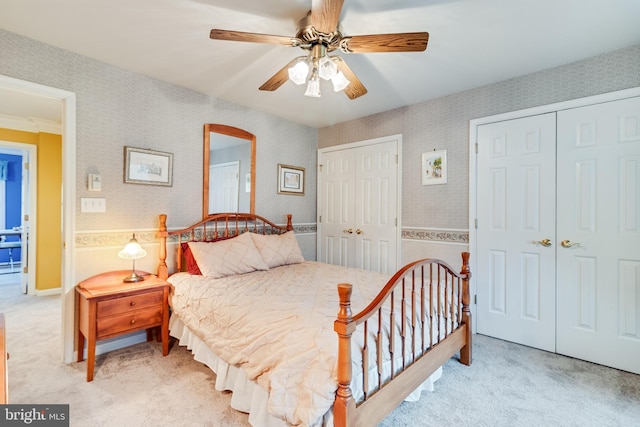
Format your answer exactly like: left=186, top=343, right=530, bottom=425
left=130, top=302, right=136, bottom=306
left=130, top=319, right=136, bottom=324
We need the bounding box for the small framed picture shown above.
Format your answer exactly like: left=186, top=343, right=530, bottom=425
left=422, top=150, right=447, bottom=186
left=277, top=164, right=305, bottom=196
left=124, top=146, right=173, bottom=186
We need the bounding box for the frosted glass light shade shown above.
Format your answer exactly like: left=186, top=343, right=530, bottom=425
left=118, top=233, right=147, bottom=283
left=331, top=71, right=350, bottom=92
left=118, top=234, right=147, bottom=259
left=318, top=55, right=338, bottom=80
left=304, top=78, right=321, bottom=97
left=288, top=61, right=309, bottom=85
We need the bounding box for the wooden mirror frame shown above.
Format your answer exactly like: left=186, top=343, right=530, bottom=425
left=203, top=124, right=256, bottom=218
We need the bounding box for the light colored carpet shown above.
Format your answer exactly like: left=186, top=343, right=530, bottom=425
left=1, top=276, right=639, bottom=427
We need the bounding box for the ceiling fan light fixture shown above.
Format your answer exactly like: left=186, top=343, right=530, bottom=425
left=288, top=60, right=310, bottom=85
left=318, top=55, right=338, bottom=81
left=331, top=70, right=350, bottom=92
left=304, top=72, right=321, bottom=98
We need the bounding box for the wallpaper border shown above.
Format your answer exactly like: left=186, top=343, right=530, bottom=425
left=402, top=227, right=469, bottom=243
left=76, top=224, right=467, bottom=247
left=75, top=224, right=317, bottom=248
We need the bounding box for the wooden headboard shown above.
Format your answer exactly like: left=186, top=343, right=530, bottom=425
left=158, top=212, right=293, bottom=280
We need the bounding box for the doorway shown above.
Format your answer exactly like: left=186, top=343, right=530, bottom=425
left=0, top=74, right=77, bottom=363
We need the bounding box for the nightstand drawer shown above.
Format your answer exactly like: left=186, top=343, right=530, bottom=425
left=96, top=306, right=163, bottom=337
left=97, top=290, right=163, bottom=317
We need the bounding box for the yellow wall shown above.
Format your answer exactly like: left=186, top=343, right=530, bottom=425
left=0, top=128, right=62, bottom=291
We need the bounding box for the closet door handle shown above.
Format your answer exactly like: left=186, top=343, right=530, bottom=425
left=343, top=228, right=353, bottom=234
left=561, top=239, right=581, bottom=248
left=355, top=229, right=363, bottom=235
left=534, top=238, right=552, bottom=247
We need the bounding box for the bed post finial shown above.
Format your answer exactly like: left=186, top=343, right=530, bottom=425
left=158, top=214, right=168, bottom=280
left=334, top=283, right=356, bottom=427
left=286, top=214, right=293, bottom=231
left=460, top=251, right=472, bottom=365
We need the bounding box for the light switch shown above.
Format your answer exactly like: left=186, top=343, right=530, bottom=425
left=81, top=198, right=106, bottom=213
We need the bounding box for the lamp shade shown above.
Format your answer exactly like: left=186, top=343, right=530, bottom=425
left=331, top=70, right=350, bottom=92
left=288, top=60, right=310, bottom=85
left=318, top=55, right=338, bottom=81
left=304, top=78, right=321, bottom=97
left=118, top=234, right=147, bottom=260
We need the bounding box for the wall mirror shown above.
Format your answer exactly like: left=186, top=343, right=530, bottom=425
left=203, top=124, right=256, bottom=218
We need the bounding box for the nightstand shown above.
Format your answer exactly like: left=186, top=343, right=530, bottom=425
left=76, top=270, right=170, bottom=382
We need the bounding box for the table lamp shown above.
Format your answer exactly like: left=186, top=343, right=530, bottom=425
left=118, top=233, right=147, bottom=282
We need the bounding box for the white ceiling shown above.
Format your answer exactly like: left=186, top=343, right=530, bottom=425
left=1, top=0, right=639, bottom=128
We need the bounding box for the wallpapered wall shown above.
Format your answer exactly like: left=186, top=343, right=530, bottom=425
left=318, top=44, right=640, bottom=231
left=0, top=29, right=318, bottom=235
left=1, top=28, right=639, bottom=270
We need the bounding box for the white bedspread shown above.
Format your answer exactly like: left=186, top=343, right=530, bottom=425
left=169, top=261, right=448, bottom=426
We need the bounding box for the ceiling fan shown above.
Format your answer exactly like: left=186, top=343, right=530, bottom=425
left=209, top=0, right=429, bottom=100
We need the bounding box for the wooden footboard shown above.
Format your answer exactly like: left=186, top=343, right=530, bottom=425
left=334, top=252, right=471, bottom=427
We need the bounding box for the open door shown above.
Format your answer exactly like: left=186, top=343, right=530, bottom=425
left=0, top=142, right=36, bottom=294
left=20, top=148, right=33, bottom=294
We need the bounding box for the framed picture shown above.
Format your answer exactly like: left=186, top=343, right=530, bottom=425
left=277, top=164, right=305, bottom=196
left=422, top=150, right=447, bottom=185
left=124, top=146, right=173, bottom=186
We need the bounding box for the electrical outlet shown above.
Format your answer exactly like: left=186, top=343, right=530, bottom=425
left=81, top=198, right=106, bottom=213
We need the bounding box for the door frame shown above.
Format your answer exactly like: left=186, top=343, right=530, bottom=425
left=317, top=134, right=403, bottom=270
left=469, top=86, right=640, bottom=335
left=0, top=74, right=77, bottom=363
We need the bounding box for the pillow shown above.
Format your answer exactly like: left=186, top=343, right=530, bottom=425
left=180, top=242, right=202, bottom=275
left=250, top=231, right=305, bottom=268
left=180, top=235, right=238, bottom=275
left=187, top=232, right=269, bottom=278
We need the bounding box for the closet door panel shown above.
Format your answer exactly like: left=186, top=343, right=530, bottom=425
left=476, top=113, right=556, bottom=351
left=556, top=95, right=640, bottom=374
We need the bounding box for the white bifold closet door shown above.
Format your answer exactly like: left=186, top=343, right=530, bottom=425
left=476, top=113, right=557, bottom=352
left=318, top=139, right=398, bottom=274
left=476, top=96, right=640, bottom=374
left=555, top=96, right=640, bottom=374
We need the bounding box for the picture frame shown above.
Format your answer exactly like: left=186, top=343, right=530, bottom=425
left=124, top=146, right=173, bottom=186
left=277, top=164, right=305, bottom=196
left=422, top=150, right=447, bottom=185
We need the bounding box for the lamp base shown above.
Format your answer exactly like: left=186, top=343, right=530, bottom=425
left=123, top=271, right=144, bottom=283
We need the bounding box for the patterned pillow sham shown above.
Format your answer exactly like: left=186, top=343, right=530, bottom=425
left=180, top=235, right=238, bottom=275
left=187, top=232, right=269, bottom=278
left=249, top=230, right=305, bottom=268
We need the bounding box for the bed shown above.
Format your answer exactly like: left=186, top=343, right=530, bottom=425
left=157, top=212, right=471, bottom=427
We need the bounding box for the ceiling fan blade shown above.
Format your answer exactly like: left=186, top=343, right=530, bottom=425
left=341, top=32, right=429, bottom=53
left=259, top=57, right=305, bottom=92
left=333, top=57, right=367, bottom=100
left=311, top=0, right=345, bottom=34
left=210, top=29, right=301, bottom=47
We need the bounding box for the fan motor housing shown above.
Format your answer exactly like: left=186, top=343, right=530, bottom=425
left=296, top=12, right=342, bottom=51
